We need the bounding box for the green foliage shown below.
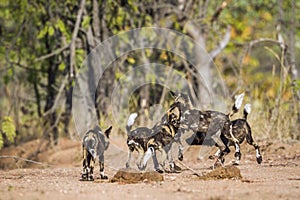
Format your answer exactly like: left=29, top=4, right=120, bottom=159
left=81, top=16, right=91, bottom=30
left=0, top=133, right=3, bottom=150
left=0, top=117, right=17, bottom=149
left=0, top=0, right=299, bottom=145
left=3, top=68, right=14, bottom=84
left=292, top=79, right=300, bottom=92
left=58, top=63, right=66, bottom=72
left=75, top=49, right=85, bottom=66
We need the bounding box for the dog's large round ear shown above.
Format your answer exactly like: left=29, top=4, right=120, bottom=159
left=82, top=135, right=87, bottom=144
left=82, top=133, right=90, bottom=146
left=104, top=126, right=112, bottom=138
left=94, top=125, right=102, bottom=133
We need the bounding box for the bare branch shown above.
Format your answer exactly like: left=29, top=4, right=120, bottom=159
left=34, top=44, right=69, bottom=62
left=69, top=0, right=86, bottom=78
left=210, top=1, right=229, bottom=24
left=0, top=156, right=54, bottom=166
left=242, top=38, right=286, bottom=63
left=248, top=38, right=285, bottom=48
left=92, top=0, right=100, bottom=39
left=209, top=26, right=231, bottom=59
left=8, top=61, right=43, bottom=72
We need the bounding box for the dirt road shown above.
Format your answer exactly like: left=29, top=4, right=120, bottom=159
left=0, top=138, right=299, bottom=200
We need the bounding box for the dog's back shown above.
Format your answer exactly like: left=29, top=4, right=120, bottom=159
left=127, top=127, right=153, bottom=152
left=83, top=126, right=110, bottom=156
left=151, top=123, right=177, bottom=148
left=230, top=119, right=249, bottom=144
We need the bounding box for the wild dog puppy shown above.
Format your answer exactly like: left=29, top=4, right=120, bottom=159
left=125, top=113, right=178, bottom=172
left=211, top=104, right=262, bottom=165
left=165, top=92, right=193, bottom=161
left=168, top=92, right=244, bottom=167
left=125, top=113, right=158, bottom=171
left=81, top=125, right=112, bottom=181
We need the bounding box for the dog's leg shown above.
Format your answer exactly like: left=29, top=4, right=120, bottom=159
left=152, top=150, right=163, bottom=173
left=249, top=141, right=262, bottom=164
left=140, top=147, right=154, bottom=171
left=199, top=116, right=228, bottom=161
left=125, top=150, right=132, bottom=168
left=99, top=154, right=108, bottom=179
left=255, top=145, right=262, bottom=164
left=178, top=142, right=184, bottom=161
left=160, top=147, right=168, bottom=168
left=211, top=130, right=228, bottom=154
left=209, top=149, right=221, bottom=160
left=165, top=144, right=176, bottom=172
left=233, top=142, right=241, bottom=165
left=213, top=149, right=227, bottom=169
left=211, top=130, right=230, bottom=168
left=245, top=127, right=262, bottom=164
left=81, top=147, right=88, bottom=181
left=86, top=152, right=94, bottom=181
left=136, top=147, right=145, bottom=170
left=90, top=157, right=95, bottom=181
left=175, top=131, right=184, bottom=161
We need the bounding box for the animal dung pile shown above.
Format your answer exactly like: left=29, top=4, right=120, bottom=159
left=200, top=166, right=242, bottom=180
left=110, top=168, right=164, bottom=184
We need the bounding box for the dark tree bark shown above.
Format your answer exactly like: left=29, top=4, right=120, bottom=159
left=44, top=55, right=59, bottom=145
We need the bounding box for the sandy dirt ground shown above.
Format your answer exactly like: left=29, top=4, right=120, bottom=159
left=0, top=136, right=299, bottom=200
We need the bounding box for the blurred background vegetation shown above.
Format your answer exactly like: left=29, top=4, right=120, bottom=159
left=0, top=0, right=299, bottom=149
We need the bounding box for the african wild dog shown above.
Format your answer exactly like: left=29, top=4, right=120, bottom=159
left=167, top=92, right=245, bottom=167
left=81, top=125, right=112, bottom=181
left=165, top=92, right=194, bottom=161
left=125, top=112, right=179, bottom=173
left=210, top=104, right=262, bottom=165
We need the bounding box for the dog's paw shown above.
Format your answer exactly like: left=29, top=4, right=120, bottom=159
left=80, top=174, right=88, bottom=181
left=155, top=168, right=164, bottom=174
left=178, top=154, right=183, bottom=161
left=80, top=177, right=88, bottom=181
left=213, top=159, right=224, bottom=169
left=256, top=156, right=262, bottom=164
left=160, top=161, right=167, bottom=168
left=125, top=162, right=130, bottom=168
left=232, top=161, right=240, bottom=166
left=173, top=163, right=182, bottom=171
left=100, top=175, right=108, bottom=180
left=87, top=175, right=94, bottom=181
left=137, top=164, right=146, bottom=171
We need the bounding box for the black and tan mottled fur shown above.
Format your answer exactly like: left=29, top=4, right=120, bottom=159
left=211, top=104, right=262, bottom=165
left=81, top=125, right=112, bottom=181
left=125, top=113, right=179, bottom=172
left=167, top=92, right=243, bottom=167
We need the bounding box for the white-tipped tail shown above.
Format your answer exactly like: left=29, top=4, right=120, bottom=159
left=234, top=93, right=245, bottom=110
left=244, top=104, right=251, bottom=114
left=127, top=113, right=138, bottom=127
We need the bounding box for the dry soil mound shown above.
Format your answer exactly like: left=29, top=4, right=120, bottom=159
left=200, top=166, right=242, bottom=180
left=110, top=168, right=164, bottom=184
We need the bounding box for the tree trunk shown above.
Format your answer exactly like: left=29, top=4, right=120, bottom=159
left=184, top=21, right=212, bottom=109
left=44, top=64, right=58, bottom=145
